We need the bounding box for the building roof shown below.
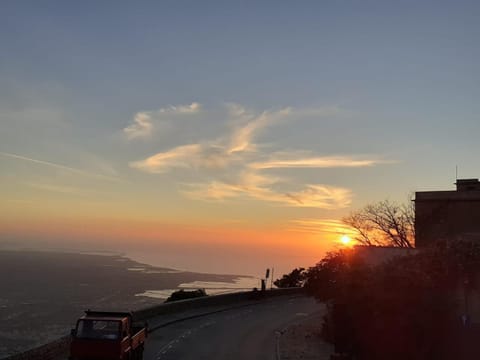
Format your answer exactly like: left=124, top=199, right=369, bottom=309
left=416, top=178, right=480, bottom=201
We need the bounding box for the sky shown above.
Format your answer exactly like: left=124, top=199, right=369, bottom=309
left=1, top=1, right=479, bottom=276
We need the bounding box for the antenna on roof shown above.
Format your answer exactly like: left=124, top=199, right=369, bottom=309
left=455, top=165, right=458, bottom=182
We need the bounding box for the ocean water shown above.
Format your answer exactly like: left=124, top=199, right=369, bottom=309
left=123, top=248, right=306, bottom=280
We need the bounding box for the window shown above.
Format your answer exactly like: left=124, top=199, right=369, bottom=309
left=76, top=320, right=121, bottom=340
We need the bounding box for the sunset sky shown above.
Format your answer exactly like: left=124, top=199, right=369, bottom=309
left=1, top=1, right=479, bottom=275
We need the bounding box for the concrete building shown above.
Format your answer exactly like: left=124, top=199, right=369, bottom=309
left=415, top=179, right=480, bottom=247
left=352, top=245, right=417, bottom=266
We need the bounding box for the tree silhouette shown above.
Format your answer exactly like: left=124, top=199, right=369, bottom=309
left=343, top=199, right=414, bottom=248
left=274, top=267, right=306, bottom=288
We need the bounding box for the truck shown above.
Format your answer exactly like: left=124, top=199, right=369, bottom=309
left=69, top=310, right=147, bottom=360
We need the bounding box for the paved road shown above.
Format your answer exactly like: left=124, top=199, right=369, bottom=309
left=143, top=295, right=324, bottom=360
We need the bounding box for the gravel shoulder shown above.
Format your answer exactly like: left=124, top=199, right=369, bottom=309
left=278, top=309, right=333, bottom=360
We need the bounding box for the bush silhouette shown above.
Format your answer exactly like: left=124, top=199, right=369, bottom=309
left=165, top=289, right=207, bottom=303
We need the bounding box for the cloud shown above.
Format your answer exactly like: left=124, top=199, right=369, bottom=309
left=182, top=170, right=278, bottom=201
left=182, top=181, right=243, bottom=201
left=250, top=154, right=387, bottom=169
left=184, top=182, right=352, bottom=209
left=248, top=183, right=352, bottom=209
left=183, top=170, right=352, bottom=209
left=288, top=218, right=357, bottom=235
left=123, top=102, right=201, bottom=141
left=0, top=151, right=122, bottom=183
left=130, top=106, right=292, bottom=173
left=130, top=142, right=237, bottom=173
left=227, top=106, right=291, bottom=153
left=159, top=102, right=201, bottom=114
left=281, top=185, right=352, bottom=208
left=130, top=144, right=203, bottom=173
left=25, top=182, right=92, bottom=195
left=128, top=103, right=392, bottom=209
left=123, top=112, right=153, bottom=140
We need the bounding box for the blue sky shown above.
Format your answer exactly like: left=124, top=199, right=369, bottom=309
left=1, top=1, right=479, bottom=273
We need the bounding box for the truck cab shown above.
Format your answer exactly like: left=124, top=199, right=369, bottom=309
left=70, top=311, right=147, bottom=360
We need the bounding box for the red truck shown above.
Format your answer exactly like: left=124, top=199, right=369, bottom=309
left=69, top=310, right=147, bottom=360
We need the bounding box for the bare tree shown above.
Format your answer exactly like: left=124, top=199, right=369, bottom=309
left=343, top=199, right=415, bottom=248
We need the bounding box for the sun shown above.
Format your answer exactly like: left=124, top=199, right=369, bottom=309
left=340, top=235, right=352, bottom=246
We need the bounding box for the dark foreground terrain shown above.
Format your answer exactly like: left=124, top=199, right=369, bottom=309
left=0, top=250, right=245, bottom=358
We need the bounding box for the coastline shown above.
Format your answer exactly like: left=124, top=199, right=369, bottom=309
left=0, top=249, right=254, bottom=358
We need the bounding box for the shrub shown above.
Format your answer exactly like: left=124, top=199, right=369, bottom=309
left=305, top=242, right=480, bottom=359
left=165, top=289, right=207, bottom=303
left=274, top=267, right=306, bottom=288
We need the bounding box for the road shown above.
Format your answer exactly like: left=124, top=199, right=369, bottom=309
left=143, top=295, right=324, bottom=360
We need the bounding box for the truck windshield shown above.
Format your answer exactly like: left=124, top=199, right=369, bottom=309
left=76, top=320, right=121, bottom=340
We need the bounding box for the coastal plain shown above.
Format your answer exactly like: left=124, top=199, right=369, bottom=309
left=0, top=250, right=248, bottom=358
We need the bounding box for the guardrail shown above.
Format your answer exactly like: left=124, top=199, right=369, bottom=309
left=133, top=287, right=303, bottom=321
left=2, top=288, right=304, bottom=360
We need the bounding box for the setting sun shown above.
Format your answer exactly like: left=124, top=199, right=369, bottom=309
left=340, top=235, right=352, bottom=245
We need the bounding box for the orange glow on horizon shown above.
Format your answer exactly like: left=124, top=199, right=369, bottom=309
left=0, top=215, right=333, bottom=249
left=0, top=212, right=340, bottom=274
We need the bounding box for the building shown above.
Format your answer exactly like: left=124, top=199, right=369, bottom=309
left=352, top=245, right=417, bottom=266
left=415, top=179, right=480, bottom=247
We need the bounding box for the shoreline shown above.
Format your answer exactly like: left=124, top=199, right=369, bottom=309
left=0, top=249, right=254, bottom=358
left=0, top=246, right=256, bottom=277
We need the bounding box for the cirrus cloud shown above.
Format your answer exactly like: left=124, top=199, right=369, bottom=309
left=129, top=105, right=292, bottom=173
left=288, top=218, right=357, bottom=235
left=159, top=102, right=201, bottom=114
left=123, top=102, right=201, bottom=140
left=182, top=179, right=352, bottom=209
left=127, top=103, right=394, bottom=209
left=130, top=143, right=235, bottom=173
left=123, top=112, right=153, bottom=140
left=250, top=154, right=390, bottom=169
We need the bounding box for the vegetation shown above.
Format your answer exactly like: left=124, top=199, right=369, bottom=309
left=304, top=241, right=480, bottom=359
left=165, top=289, right=207, bottom=303
left=273, top=267, right=306, bottom=288
left=343, top=199, right=415, bottom=248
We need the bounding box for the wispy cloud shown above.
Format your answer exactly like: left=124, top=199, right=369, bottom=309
left=288, top=218, right=357, bottom=235
left=252, top=183, right=352, bottom=209
left=123, top=102, right=201, bottom=141
left=129, top=106, right=292, bottom=173
left=0, top=152, right=122, bottom=183
left=159, top=102, right=201, bottom=114
left=130, top=144, right=204, bottom=173
left=183, top=170, right=352, bottom=209
left=251, top=154, right=388, bottom=169
left=123, top=112, right=153, bottom=140
left=25, top=182, right=92, bottom=195
left=182, top=181, right=243, bottom=201
left=280, top=185, right=352, bottom=208
left=182, top=170, right=278, bottom=201
left=128, top=103, right=393, bottom=209
left=227, top=106, right=291, bottom=153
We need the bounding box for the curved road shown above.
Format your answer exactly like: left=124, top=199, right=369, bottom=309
left=144, top=295, right=324, bottom=360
